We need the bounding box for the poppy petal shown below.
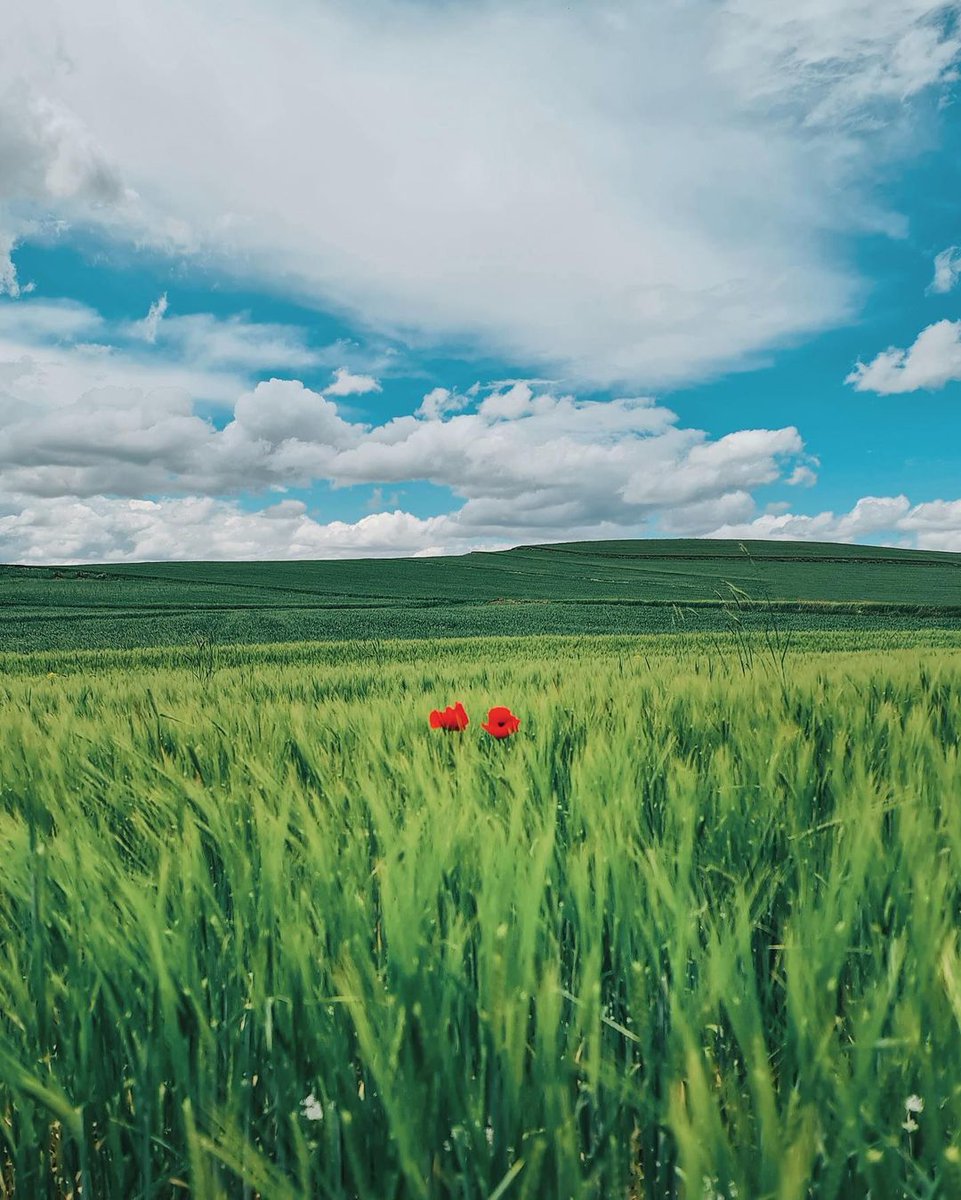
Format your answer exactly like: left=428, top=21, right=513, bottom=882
left=481, top=705, right=520, bottom=738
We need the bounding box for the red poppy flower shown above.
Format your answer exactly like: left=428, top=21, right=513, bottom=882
left=429, top=701, right=469, bottom=731
left=481, top=706, right=521, bottom=739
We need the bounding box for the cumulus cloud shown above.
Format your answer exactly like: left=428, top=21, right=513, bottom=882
left=930, top=246, right=961, bottom=293
left=846, top=319, right=961, bottom=393
left=323, top=366, right=381, bottom=397
left=2, top=335, right=959, bottom=560
left=416, top=387, right=471, bottom=420
left=0, top=495, right=457, bottom=564
left=8, top=484, right=961, bottom=564
left=705, top=493, right=961, bottom=553
left=3, top=0, right=960, bottom=385
left=705, top=494, right=915, bottom=542
left=0, top=354, right=820, bottom=558
left=622, top=427, right=802, bottom=506
left=657, top=491, right=757, bottom=535
left=230, top=378, right=358, bottom=450
left=897, top=498, right=961, bottom=549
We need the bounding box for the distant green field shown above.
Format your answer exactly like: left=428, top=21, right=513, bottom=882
left=4, top=539, right=961, bottom=651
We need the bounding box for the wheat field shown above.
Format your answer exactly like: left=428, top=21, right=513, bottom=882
left=2, top=632, right=961, bottom=1198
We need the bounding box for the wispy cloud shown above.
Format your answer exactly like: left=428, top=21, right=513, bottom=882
left=0, top=231, right=20, bottom=298
left=0, top=295, right=384, bottom=405
left=134, top=292, right=168, bottom=343
left=929, top=246, right=961, bottom=293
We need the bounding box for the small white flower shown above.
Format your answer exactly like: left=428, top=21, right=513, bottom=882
left=903, top=1117, right=919, bottom=1133
left=905, top=1095, right=924, bottom=1114
left=301, top=1092, right=324, bottom=1122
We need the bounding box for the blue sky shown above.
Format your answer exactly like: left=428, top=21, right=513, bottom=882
left=3, top=0, right=961, bottom=561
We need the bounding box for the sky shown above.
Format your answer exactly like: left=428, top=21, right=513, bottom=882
left=3, top=1, right=961, bottom=562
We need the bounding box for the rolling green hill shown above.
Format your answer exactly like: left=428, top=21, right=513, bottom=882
left=4, top=538, right=961, bottom=652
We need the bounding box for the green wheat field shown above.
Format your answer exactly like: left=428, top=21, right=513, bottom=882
left=4, top=542, right=961, bottom=1198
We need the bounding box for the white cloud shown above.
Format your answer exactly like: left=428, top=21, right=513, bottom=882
left=0, top=81, right=123, bottom=208
left=0, top=297, right=102, bottom=342
left=846, top=318, right=961, bottom=392
left=0, top=494, right=458, bottom=564
left=0, top=230, right=20, bottom=297
left=416, top=387, right=465, bottom=420
left=930, top=246, right=961, bottom=293
left=658, top=491, right=757, bottom=535
left=231, top=378, right=358, bottom=449
left=8, top=485, right=961, bottom=564
left=0, top=295, right=385, bottom=411
left=148, top=311, right=324, bottom=373
left=0, top=315, right=244, bottom=410
left=898, top=498, right=961, bottom=549
left=135, top=292, right=167, bottom=343
left=3, top=0, right=960, bottom=386
left=706, top=493, right=961, bottom=553
left=705, top=494, right=914, bottom=541
left=716, top=0, right=961, bottom=123
left=0, top=352, right=820, bottom=557
left=0, top=80, right=128, bottom=303
left=2, top=327, right=959, bottom=560
left=622, top=427, right=802, bottom=506
left=323, top=366, right=381, bottom=397
left=479, top=383, right=534, bottom=421
left=787, top=464, right=819, bottom=486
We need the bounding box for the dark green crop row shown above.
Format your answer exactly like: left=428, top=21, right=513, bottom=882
left=4, top=538, right=961, bottom=652
left=5, top=600, right=961, bottom=654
